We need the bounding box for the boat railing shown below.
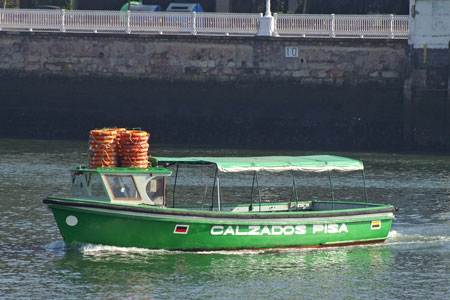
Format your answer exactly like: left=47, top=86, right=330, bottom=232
left=167, top=164, right=370, bottom=213
left=0, top=9, right=409, bottom=39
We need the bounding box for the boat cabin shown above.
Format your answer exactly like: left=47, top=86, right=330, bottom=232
left=71, top=167, right=172, bottom=206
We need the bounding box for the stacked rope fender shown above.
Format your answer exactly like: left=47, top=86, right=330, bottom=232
left=115, top=127, right=127, bottom=166
left=89, top=129, right=118, bottom=168
left=119, top=129, right=150, bottom=168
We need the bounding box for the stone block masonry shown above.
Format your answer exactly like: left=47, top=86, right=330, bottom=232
left=0, top=32, right=407, bottom=86
left=3, top=31, right=449, bottom=152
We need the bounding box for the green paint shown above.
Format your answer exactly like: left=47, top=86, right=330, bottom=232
left=46, top=198, right=394, bottom=251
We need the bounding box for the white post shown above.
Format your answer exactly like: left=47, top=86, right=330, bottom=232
left=389, top=14, right=394, bottom=39
left=330, top=13, right=335, bottom=38
left=60, top=9, right=66, bottom=32
left=126, top=10, right=131, bottom=34
left=257, top=0, right=275, bottom=36
left=191, top=11, right=197, bottom=35
left=273, top=13, right=278, bottom=36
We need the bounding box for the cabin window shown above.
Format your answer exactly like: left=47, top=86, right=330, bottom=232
left=146, top=176, right=165, bottom=205
left=89, top=173, right=108, bottom=199
left=73, top=173, right=88, bottom=197
left=73, top=173, right=107, bottom=200
left=106, top=175, right=141, bottom=200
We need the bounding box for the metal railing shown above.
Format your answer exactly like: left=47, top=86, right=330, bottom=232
left=0, top=9, right=261, bottom=35
left=274, top=14, right=409, bottom=38
left=0, top=9, right=409, bottom=39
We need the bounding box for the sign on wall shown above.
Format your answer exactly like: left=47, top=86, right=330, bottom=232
left=285, top=46, right=299, bottom=58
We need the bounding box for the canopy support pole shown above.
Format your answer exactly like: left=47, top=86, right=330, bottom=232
left=291, top=171, right=299, bottom=210
left=256, top=172, right=262, bottom=212
left=362, top=169, right=369, bottom=207
left=328, top=171, right=335, bottom=210
left=202, top=177, right=209, bottom=211
left=172, top=163, right=179, bottom=208
left=249, top=171, right=256, bottom=211
left=216, top=176, right=221, bottom=211
left=211, top=166, right=218, bottom=211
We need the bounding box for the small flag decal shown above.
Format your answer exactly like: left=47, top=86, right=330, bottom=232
left=371, top=221, right=381, bottom=230
left=174, top=225, right=189, bottom=234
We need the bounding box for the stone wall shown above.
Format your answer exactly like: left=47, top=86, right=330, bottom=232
left=0, top=32, right=407, bottom=87
left=403, top=46, right=450, bottom=149
left=1, top=31, right=435, bottom=151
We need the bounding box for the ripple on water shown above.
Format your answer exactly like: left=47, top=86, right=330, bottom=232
left=1, top=141, right=450, bottom=300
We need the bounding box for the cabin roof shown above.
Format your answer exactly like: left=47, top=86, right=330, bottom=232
left=154, top=155, right=364, bottom=173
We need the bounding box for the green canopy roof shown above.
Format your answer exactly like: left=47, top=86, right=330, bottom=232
left=154, top=155, right=364, bottom=173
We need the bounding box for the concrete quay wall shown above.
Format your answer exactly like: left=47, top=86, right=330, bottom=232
left=2, top=31, right=449, bottom=151
left=0, top=32, right=407, bottom=86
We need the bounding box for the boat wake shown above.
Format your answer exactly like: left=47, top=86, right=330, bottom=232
left=45, top=229, right=450, bottom=257
left=43, top=240, right=68, bottom=255
left=386, top=230, right=450, bottom=245
left=195, top=249, right=268, bottom=255
left=79, top=244, right=180, bottom=255
left=79, top=244, right=268, bottom=256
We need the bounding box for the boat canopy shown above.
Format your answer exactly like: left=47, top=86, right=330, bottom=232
left=154, top=155, right=364, bottom=173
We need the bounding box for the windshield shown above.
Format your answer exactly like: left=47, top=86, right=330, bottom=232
left=106, top=175, right=141, bottom=200
left=72, top=172, right=108, bottom=201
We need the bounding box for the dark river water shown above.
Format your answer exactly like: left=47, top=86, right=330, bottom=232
left=0, top=139, right=449, bottom=299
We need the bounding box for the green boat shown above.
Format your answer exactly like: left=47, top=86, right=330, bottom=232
left=43, top=155, right=396, bottom=251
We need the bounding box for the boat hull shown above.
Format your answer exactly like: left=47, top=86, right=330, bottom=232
left=44, top=198, right=394, bottom=251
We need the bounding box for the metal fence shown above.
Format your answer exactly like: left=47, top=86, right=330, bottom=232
left=0, top=9, right=409, bottom=39
left=274, top=14, right=409, bottom=38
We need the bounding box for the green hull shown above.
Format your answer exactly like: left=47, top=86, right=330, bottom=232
left=44, top=198, right=394, bottom=251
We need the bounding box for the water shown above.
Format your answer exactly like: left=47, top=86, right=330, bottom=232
left=0, top=139, right=449, bottom=299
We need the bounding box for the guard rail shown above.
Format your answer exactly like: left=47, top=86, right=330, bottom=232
left=0, top=9, right=409, bottom=39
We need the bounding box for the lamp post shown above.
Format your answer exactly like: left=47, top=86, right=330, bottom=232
left=264, top=0, right=271, bottom=17
left=257, top=0, right=275, bottom=36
